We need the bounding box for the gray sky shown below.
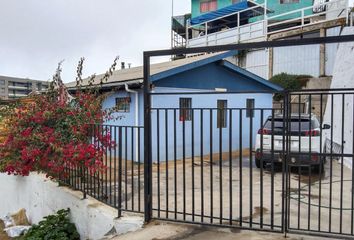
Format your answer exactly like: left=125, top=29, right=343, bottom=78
left=0, top=0, right=190, bottom=83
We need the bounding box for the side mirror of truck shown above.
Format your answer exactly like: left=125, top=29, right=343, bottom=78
left=323, top=124, right=331, bottom=130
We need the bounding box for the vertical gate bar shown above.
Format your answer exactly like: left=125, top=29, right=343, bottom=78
left=125, top=127, right=128, bottom=210
left=138, top=127, right=141, bottom=212
left=103, top=125, right=106, bottom=203
left=229, top=109, right=233, bottom=225
left=165, top=109, right=169, bottom=219
left=192, top=109, right=195, bottom=221
left=352, top=94, right=354, bottom=236
left=340, top=93, right=345, bottom=234
left=298, top=167, right=301, bottom=230
left=318, top=93, right=323, bottom=232
left=93, top=124, right=97, bottom=198
left=271, top=108, right=275, bottom=229
left=94, top=125, right=101, bottom=196
left=329, top=93, right=334, bottom=232
left=282, top=93, right=286, bottom=233
left=282, top=93, right=287, bottom=233
left=110, top=125, right=113, bottom=206
left=298, top=94, right=302, bottom=230
left=219, top=107, right=223, bottom=225
left=308, top=165, right=311, bottom=231
left=182, top=110, right=186, bottom=221
left=174, top=109, right=177, bottom=220
left=100, top=125, right=103, bottom=200
left=143, top=53, right=152, bottom=222
left=201, top=109, right=205, bottom=223
left=308, top=94, right=312, bottom=231
left=131, top=127, right=135, bottom=211
left=157, top=109, right=161, bottom=218
left=249, top=105, right=253, bottom=228
left=239, top=109, right=243, bottom=227
left=260, top=109, right=264, bottom=229
left=105, top=125, right=108, bottom=205
left=114, top=126, right=117, bottom=209
left=118, top=126, right=123, bottom=217
left=210, top=109, right=214, bottom=224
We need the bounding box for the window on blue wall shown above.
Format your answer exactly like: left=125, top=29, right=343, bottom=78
left=115, top=97, right=131, bottom=112
left=179, top=98, right=192, bottom=121
left=280, top=0, right=299, bottom=3
left=200, top=0, right=217, bottom=13
left=217, top=100, right=228, bottom=128
left=246, top=98, right=255, bottom=118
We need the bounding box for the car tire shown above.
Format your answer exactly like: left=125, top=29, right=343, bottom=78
left=255, top=158, right=265, bottom=168
left=313, top=162, right=324, bottom=174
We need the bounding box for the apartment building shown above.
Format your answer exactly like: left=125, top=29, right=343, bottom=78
left=0, top=75, right=49, bottom=100
left=172, top=0, right=352, bottom=78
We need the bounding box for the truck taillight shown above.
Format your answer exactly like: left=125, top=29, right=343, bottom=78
left=258, top=129, right=271, bottom=135
left=305, top=130, right=320, bottom=136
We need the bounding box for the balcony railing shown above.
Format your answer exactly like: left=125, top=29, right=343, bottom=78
left=186, top=0, right=350, bottom=48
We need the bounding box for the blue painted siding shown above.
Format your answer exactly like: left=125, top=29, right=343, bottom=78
left=150, top=87, right=272, bottom=162
left=103, top=90, right=144, bottom=126
left=100, top=60, right=279, bottom=163
left=153, top=62, right=275, bottom=91
left=102, top=87, right=273, bottom=163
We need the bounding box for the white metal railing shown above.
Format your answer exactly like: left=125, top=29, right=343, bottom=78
left=186, top=0, right=350, bottom=47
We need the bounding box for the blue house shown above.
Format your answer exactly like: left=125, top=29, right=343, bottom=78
left=67, top=51, right=282, bottom=163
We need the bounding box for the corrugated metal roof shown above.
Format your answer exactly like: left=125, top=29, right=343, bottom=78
left=65, top=52, right=229, bottom=89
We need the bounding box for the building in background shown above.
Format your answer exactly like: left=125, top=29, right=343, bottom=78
left=0, top=75, right=49, bottom=100
left=172, top=0, right=353, bottom=78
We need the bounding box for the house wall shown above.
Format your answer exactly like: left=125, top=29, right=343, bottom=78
left=102, top=87, right=273, bottom=163
left=149, top=87, right=273, bottom=162
left=153, top=62, right=276, bottom=91
left=322, top=27, right=354, bottom=169
left=251, top=0, right=313, bottom=22
left=192, top=0, right=235, bottom=18
left=191, top=0, right=313, bottom=20
left=101, top=61, right=277, bottom=163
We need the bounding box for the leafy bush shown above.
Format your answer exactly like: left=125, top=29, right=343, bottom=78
left=270, top=73, right=312, bottom=100
left=23, top=209, right=79, bottom=240
left=0, top=58, right=117, bottom=178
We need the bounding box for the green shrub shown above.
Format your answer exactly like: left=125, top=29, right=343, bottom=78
left=270, top=73, right=312, bottom=100
left=23, top=209, right=79, bottom=240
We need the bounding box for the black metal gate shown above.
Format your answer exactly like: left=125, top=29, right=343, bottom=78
left=142, top=36, right=354, bottom=239
left=147, top=91, right=287, bottom=233
left=143, top=88, right=354, bottom=239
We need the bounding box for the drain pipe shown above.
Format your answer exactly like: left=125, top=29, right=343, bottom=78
left=125, top=84, right=139, bottom=162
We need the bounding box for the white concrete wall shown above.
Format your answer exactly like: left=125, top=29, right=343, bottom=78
left=245, top=49, right=268, bottom=79
left=322, top=27, right=354, bottom=169
left=325, top=27, right=342, bottom=76
left=273, top=44, right=321, bottom=77
left=0, top=173, right=117, bottom=240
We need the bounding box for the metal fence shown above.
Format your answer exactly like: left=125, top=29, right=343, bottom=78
left=58, top=35, right=354, bottom=239
left=60, top=125, right=145, bottom=216
left=58, top=89, right=354, bottom=239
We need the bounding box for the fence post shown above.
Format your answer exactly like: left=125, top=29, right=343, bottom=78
left=118, top=126, right=122, bottom=217
left=143, top=53, right=153, bottom=223
left=283, top=91, right=290, bottom=236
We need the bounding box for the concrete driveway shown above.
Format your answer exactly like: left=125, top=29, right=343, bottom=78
left=108, top=221, right=329, bottom=240
left=121, top=154, right=353, bottom=237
